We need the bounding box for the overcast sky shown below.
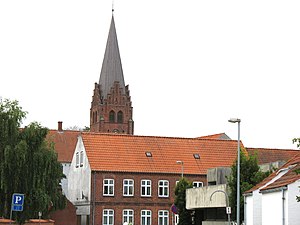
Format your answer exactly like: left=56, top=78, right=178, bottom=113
left=1, top=0, right=300, bottom=150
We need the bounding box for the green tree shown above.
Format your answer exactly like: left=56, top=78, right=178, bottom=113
left=0, top=99, right=66, bottom=224
left=292, top=138, right=300, bottom=202
left=227, top=150, right=271, bottom=222
left=174, top=178, right=193, bottom=225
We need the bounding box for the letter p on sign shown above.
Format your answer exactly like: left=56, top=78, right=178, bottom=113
left=12, top=193, right=24, bottom=205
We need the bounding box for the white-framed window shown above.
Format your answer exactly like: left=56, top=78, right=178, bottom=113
left=193, top=181, right=203, bottom=188
left=76, top=152, right=79, bottom=167
left=141, top=179, right=151, bottom=197
left=141, top=210, right=151, bottom=225
left=80, top=151, right=84, bottom=167
left=174, top=214, right=179, bottom=225
left=158, top=180, right=169, bottom=197
left=103, top=179, right=114, bottom=196
left=123, top=179, right=134, bottom=196
left=103, top=209, right=114, bottom=225
left=123, top=209, right=134, bottom=225
left=158, top=210, right=169, bottom=225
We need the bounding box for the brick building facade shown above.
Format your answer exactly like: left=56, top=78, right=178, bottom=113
left=90, top=172, right=205, bottom=225
left=67, top=132, right=240, bottom=225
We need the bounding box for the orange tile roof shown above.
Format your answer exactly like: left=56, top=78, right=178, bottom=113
left=245, top=152, right=300, bottom=193
left=246, top=147, right=299, bottom=165
left=47, top=130, right=80, bottom=163
left=81, top=133, right=242, bottom=175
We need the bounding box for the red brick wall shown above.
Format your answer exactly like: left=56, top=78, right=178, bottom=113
left=90, top=172, right=206, bottom=225
left=50, top=199, right=77, bottom=225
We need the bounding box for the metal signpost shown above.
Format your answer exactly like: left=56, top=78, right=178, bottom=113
left=10, top=193, right=25, bottom=224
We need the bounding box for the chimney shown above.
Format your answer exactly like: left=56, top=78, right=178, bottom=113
left=58, top=121, right=63, bottom=132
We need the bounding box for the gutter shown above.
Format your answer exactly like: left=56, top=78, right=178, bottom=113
left=259, top=186, right=287, bottom=194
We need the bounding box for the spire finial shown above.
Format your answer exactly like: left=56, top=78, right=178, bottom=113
left=112, top=0, right=114, bottom=13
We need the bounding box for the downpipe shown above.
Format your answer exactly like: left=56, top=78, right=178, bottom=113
left=282, top=188, right=285, bottom=225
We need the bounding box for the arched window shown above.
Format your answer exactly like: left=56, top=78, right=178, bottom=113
left=109, top=110, right=115, bottom=123
left=95, top=111, right=98, bottom=122
left=117, top=111, right=123, bottom=123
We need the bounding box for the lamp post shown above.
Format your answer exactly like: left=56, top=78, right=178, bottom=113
left=176, top=161, right=184, bottom=178
left=228, top=118, right=241, bottom=225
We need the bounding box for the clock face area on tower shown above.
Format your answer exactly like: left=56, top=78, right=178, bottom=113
left=90, top=15, right=134, bottom=135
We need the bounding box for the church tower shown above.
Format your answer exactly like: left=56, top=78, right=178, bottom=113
left=90, top=14, right=134, bottom=134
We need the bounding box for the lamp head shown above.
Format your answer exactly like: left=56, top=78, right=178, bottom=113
left=228, top=118, right=241, bottom=123
left=176, top=160, right=183, bottom=164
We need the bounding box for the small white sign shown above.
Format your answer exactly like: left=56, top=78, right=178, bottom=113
left=226, top=206, right=231, bottom=214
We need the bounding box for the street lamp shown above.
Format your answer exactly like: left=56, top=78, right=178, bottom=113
left=228, top=118, right=241, bottom=225
left=176, top=161, right=184, bottom=178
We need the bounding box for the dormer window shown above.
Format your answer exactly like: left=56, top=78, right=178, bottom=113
left=145, top=152, right=152, bottom=157
left=193, top=154, right=200, bottom=159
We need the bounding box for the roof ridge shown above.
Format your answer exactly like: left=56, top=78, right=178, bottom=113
left=81, top=132, right=241, bottom=143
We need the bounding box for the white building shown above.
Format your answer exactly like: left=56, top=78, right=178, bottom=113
left=244, top=153, right=300, bottom=225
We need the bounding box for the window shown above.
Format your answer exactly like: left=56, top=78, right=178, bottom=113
left=141, top=180, right=151, bottom=197
left=123, top=209, right=134, bottom=225
left=145, top=152, right=152, bottom=157
left=103, top=179, right=114, bottom=196
left=109, top=110, right=115, bottom=123
left=123, top=179, right=134, bottom=196
left=174, top=214, right=179, bottom=225
left=158, top=180, right=169, bottom=197
left=141, top=210, right=151, bottom=225
left=117, top=111, right=123, bottom=123
left=76, top=152, right=79, bottom=167
left=158, top=210, right=169, bottom=225
left=103, top=209, right=114, bottom=225
left=193, top=182, right=203, bottom=188
left=80, top=151, right=84, bottom=167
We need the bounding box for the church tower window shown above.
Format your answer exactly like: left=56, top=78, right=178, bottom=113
left=109, top=110, right=115, bottom=123
left=117, top=111, right=123, bottom=123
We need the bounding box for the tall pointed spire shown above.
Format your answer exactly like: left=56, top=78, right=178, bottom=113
left=90, top=13, right=133, bottom=135
left=99, top=15, right=125, bottom=98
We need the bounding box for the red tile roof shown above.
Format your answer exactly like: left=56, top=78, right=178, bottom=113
left=81, top=133, right=243, bottom=175
left=245, top=152, right=300, bottom=193
left=47, top=130, right=80, bottom=163
left=246, top=147, right=299, bottom=165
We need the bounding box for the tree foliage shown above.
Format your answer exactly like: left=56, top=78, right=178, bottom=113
left=227, top=150, right=272, bottom=222
left=295, top=168, right=300, bottom=202
left=174, top=178, right=193, bottom=225
left=0, top=99, right=66, bottom=224
left=292, top=138, right=300, bottom=202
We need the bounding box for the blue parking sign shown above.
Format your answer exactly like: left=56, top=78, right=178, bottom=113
left=12, top=193, right=24, bottom=211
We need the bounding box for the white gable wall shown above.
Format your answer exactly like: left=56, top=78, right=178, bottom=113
left=287, top=180, right=300, bottom=225
left=244, top=195, right=253, bottom=225
left=61, top=162, right=71, bottom=198
left=68, top=136, right=92, bottom=215
left=245, top=189, right=262, bottom=225
left=253, top=189, right=262, bottom=225
left=262, top=191, right=283, bottom=225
